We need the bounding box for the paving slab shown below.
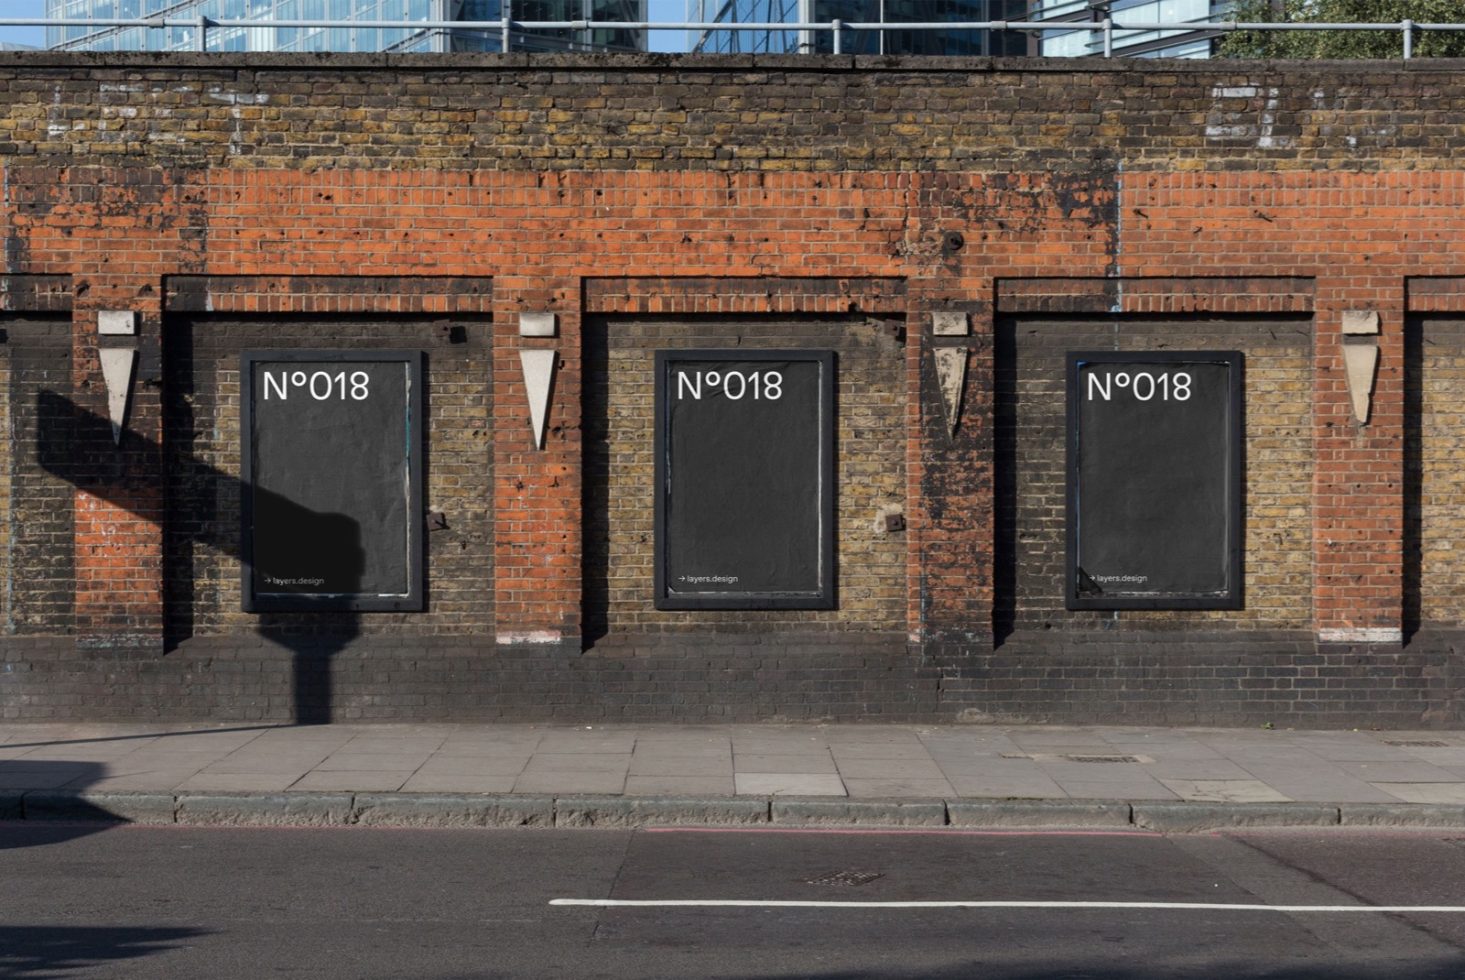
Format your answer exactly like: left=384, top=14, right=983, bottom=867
left=631, top=741, right=732, bottom=759
left=513, top=771, right=627, bottom=795
left=828, top=743, right=937, bottom=761
left=175, top=772, right=302, bottom=793
left=434, top=738, right=544, bottom=756
left=735, top=773, right=847, bottom=796
left=946, top=775, right=1068, bottom=799
left=844, top=777, right=956, bottom=798
left=1393, top=743, right=1465, bottom=762
left=521, top=753, right=631, bottom=774
left=627, top=755, right=732, bottom=777
left=399, top=773, right=519, bottom=794
left=1373, top=783, right=1465, bottom=805
left=833, top=759, right=947, bottom=780
left=410, top=756, right=531, bottom=777
left=1232, top=764, right=1400, bottom=804
left=292, top=771, right=414, bottom=792
left=624, top=775, right=736, bottom=796
left=0, top=769, right=98, bottom=790
left=72, top=770, right=204, bottom=792
left=1143, top=759, right=1256, bottom=781
left=535, top=733, right=637, bottom=754
left=1337, top=760, right=1460, bottom=782
left=733, top=753, right=837, bottom=774
left=1158, top=778, right=1291, bottom=804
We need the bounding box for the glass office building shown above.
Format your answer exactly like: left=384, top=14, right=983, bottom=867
left=47, top=0, right=646, bottom=54
left=1029, top=0, right=1234, bottom=58
left=691, top=0, right=1028, bottom=55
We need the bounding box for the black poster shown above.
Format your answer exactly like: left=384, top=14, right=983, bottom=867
left=241, top=351, right=424, bottom=612
left=655, top=350, right=835, bottom=610
left=1066, top=351, right=1243, bottom=610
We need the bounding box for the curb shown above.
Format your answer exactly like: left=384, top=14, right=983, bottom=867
left=4, top=791, right=1465, bottom=832
left=22, top=791, right=177, bottom=824
left=353, top=793, right=553, bottom=828
left=556, top=796, right=769, bottom=828
left=1339, top=803, right=1465, bottom=827
left=948, top=801, right=1131, bottom=829
left=1131, top=802, right=1339, bottom=833
left=176, top=793, right=354, bottom=827
left=772, top=799, right=947, bottom=827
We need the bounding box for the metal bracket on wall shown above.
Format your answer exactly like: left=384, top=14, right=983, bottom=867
left=520, top=348, right=557, bottom=449
left=933, top=346, right=967, bottom=435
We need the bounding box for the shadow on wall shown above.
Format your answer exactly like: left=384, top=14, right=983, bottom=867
left=34, top=390, right=361, bottom=724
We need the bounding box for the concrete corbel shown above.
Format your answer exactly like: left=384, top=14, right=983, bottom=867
left=1340, top=310, right=1380, bottom=425
left=520, top=348, right=557, bottom=449
left=933, top=347, right=967, bottom=436
left=98, top=310, right=140, bottom=446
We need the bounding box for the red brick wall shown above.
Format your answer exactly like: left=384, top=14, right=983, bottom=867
left=3, top=54, right=1465, bottom=682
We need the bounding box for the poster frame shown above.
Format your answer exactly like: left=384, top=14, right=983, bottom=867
left=240, top=349, right=424, bottom=613
left=1065, top=349, right=1244, bottom=611
left=654, top=348, right=836, bottom=611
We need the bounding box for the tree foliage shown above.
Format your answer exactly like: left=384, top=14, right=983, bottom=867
left=1219, top=0, right=1465, bottom=58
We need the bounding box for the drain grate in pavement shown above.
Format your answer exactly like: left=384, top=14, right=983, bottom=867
left=805, top=871, right=884, bottom=887
left=1384, top=740, right=1450, bottom=748
left=1063, top=754, right=1143, bottom=764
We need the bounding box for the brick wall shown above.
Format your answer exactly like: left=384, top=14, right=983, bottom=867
left=3, top=317, right=74, bottom=633
left=1411, top=316, right=1465, bottom=631
left=162, top=315, right=494, bottom=647
left=2, top=54, right=1465, bottom=724
left=583, top=315, right=908, bottom=640
left=994, top=316, right=1315, bottom=636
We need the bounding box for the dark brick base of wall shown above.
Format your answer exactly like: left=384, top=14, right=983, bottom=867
left=936, top=632, right=1465, bottom=729
left=4, top=632, right=1464, bottom=728
left=0, top=634, right=941, bottom=724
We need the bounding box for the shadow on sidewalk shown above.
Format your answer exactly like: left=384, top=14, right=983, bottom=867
left=0, top=724, right=287, bottom=752
left=0, top=925, right=211, bottom=979
left=0, top=762, right=122, bottom=850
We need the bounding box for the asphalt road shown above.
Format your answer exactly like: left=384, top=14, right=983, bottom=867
left=4, top=823, right=1465, bottom=978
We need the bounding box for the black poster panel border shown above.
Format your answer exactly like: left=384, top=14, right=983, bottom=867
left=241, top=350, right=425, bottom=613
left=654, top=349, right=836, bottom=611
left=1065, top=350, right=1244, bottom=611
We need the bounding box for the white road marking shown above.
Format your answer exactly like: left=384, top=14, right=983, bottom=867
left=550, top=899, right=1465, bottom=913
left=643, top=828, right=1163, bottom=837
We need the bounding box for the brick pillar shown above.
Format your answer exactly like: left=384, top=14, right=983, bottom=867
left=1313, top=276, right=1405, bottom=643
left=909, top=286, right=993, bottom=644
left=493, top=278, right=582, bottom=645
left=71, top=278, right=165, bottom=650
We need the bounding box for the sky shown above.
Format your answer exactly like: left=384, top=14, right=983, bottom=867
left=0, top=1, right=46, bottom=49
left=0, top=0, right=691, bottom=52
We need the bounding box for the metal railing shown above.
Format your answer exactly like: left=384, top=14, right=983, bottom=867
left=8, top=15, right=1465, bottom=57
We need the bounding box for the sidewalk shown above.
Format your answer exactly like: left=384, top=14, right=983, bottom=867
left=4, top=721, right=1465, bottom=831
